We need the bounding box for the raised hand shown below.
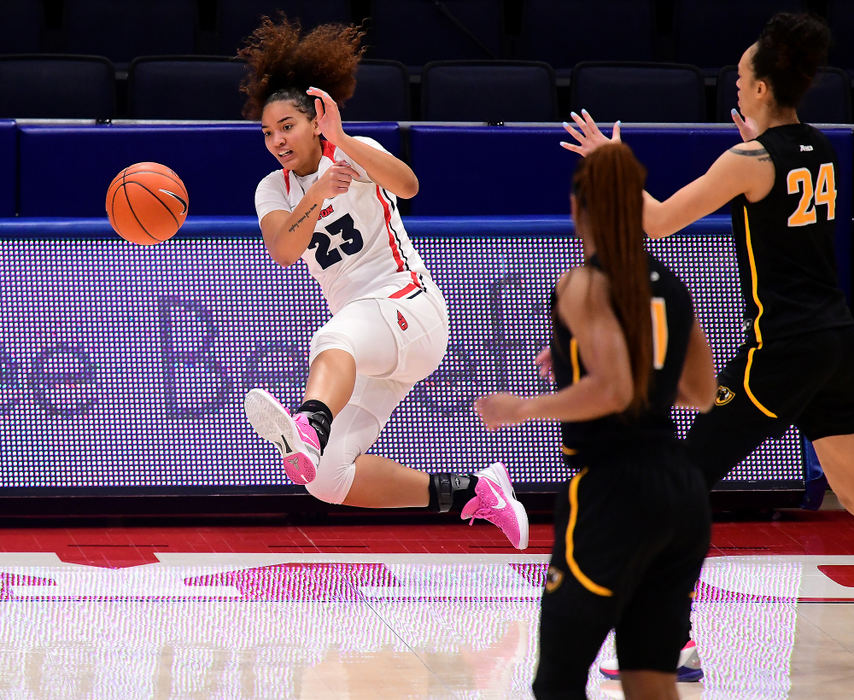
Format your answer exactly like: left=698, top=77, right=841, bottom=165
left=730, top=108, right=759, bottom=142
left=560, top=109, right=621, bottom=158
left=307, top=86, right=345, bottom=144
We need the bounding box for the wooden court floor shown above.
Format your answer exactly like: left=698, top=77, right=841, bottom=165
left=0, top=505, right=852, bottom=698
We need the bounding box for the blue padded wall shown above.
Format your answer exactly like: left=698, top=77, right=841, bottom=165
left=0, top=120, right=15, bottom=217
left=408, top=125, right=851, bottom=298
left=17, top=123, right=401, bottom=217
left=408, top=125, right=747, bottom=217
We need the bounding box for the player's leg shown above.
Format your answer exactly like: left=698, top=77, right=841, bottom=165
left=812, top=434, right=854, bottom=514
left=618, top=671, right=679, bottom=700
left=245, top=296, right=433, bottom=484
left=303, top=375, right=527, bottom=547
left=302, top=347, right=356, bottom=416
left=685, top=346, right=789, bottom=490
left=615, top=458, right=710, bottom=695
left=247, top=294, right=528, bottom=547
left=532, top=480, right=619, bottom=699
left=799, top=327, right=854, bottom=515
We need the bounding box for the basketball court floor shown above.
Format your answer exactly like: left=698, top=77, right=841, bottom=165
left=1, top=505, right=853, bottom=698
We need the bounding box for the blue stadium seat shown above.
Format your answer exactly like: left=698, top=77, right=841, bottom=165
left=62, top=0, right=197, bottom=65
left=366, top=0, right=503, bottom=69
left=420, top=60, right=557, bottom=122
left=0, top=120, right=16, bottom=216
left=340, top=60, right=411, bottom=122
left=0, top=54, right=115, bottom=119
left=515, top=0, right=656, bottom=73
left=128, top=56, right=249, bottom=120
left=673, top=0, right=805, bottom=74
left=716, top=65, right=852, bottom=124
left=828, top=0, right=854, bottom=74
left=0, top=0, right=44, bottom=53
left=570, top=62, right=706, bottom=123
left=215, top=0, right=352, bottom=57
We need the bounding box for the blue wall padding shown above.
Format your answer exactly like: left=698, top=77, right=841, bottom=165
left=408, top=126, right=575, bottom=217
left=0, top=120, right=16, bottom=217
left=0, top=214, right=733, bottom=239
left=409, top=125, right=852, bottom=216
left=17, top=122, right=401, bottom=217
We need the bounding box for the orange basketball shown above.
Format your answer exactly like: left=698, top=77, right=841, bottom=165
left=106, top=162, right=189, bottom=245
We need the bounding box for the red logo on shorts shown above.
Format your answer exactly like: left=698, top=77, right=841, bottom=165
left=397, top=311, right=408, bottom=331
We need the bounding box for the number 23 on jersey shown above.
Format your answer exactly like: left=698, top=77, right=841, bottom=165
left=787, top=162, right=836, bottom=227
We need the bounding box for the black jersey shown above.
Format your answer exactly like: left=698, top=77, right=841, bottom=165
left=731, top=124, right=854, bottom=342
left=551, top=254, right=695, bottom=462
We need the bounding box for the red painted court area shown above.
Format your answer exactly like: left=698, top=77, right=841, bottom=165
left=1, top=509, right=853, bottom=568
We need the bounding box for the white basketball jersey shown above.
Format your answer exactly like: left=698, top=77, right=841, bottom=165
left=255, top=137, right=434, bottom=314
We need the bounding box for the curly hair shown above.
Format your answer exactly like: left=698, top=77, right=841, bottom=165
left=239, top=14, right=366, bottom=120
left=753, top=12, right=830, bottom=109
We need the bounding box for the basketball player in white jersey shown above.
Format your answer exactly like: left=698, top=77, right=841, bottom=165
left=238, top=15, right=527, bottom=548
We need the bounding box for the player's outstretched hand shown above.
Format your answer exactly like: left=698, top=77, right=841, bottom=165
left=308, top=86, right=345, bottom=144
left=560, top=109, right=621, bottom=158
left=730, top=108, right=759, bottom=143
left=475, top=393, right=527, bottom=430
left=535, top=346, right=553, bottom=381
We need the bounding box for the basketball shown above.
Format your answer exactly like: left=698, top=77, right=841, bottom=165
left=106, top=162, right=189, bottom=245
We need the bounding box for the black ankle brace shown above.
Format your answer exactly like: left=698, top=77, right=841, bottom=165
left=428, top=473, right=477, bottom=513
left=297, top=399, right=332, bottom=453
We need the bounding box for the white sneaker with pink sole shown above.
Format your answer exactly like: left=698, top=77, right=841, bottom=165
left=244, top=388, right=321, bottom=485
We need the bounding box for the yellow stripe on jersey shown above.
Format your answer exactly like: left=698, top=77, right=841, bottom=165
left=742, top=206, right=778, bottom=418
left=651, top=297, right=668, bottom=370
left=570, top=338, right=580, bottom=384
left=565, top=468, right=613, bottom=598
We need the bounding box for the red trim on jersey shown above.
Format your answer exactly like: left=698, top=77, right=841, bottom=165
left=321, top=139, right=337, bottom=160
left=390, top=282, right=420, bottom=299
left=376, top=185, right=420, bottom=289
left=282, top=169, right=291, bottom=195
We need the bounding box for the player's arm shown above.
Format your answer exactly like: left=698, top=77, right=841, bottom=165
left=643, top=143, right=773, bottom=238
left=308, top=87, right=419, bottom=199
left=476, top=268, right=634, bottom=428
left=561, top=110, right=774, bottom=238
left=333, top=133, right=419, bottom=199
left=674, top=317, right=716, bottom=412
left=259, top=162, right=360, bottom=267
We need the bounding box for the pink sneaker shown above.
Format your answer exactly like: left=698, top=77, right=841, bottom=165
left=461, top=462, right=529, bottom=550
left=243, top=388, right=321, bottom=485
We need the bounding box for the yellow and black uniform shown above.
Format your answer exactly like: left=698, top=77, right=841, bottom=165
left=687, top=123, right=854, bottom=489
left=533, top=254, right=710, bottom=699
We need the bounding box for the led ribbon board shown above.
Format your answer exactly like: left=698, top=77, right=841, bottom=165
left=0, top=232, right=802, bottom=492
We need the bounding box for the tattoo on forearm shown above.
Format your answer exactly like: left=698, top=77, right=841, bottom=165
left=288, top=203, right=318, bottom=233
left=729, top=146, right=772, bottom=161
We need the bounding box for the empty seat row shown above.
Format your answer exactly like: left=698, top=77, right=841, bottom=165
left=0, top=56, right=851, bottom=124
left=4, top=0, right=854, bottom=71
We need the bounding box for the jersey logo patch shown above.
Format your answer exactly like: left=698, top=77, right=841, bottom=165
left=545, top=566, right=564, bottom=593
left=397, top=311, right=408, bottom=331
left=715, top=385, right=736, bottom=406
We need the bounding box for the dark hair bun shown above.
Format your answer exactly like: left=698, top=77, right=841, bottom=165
left=753, top=12, right=830, bottom=108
